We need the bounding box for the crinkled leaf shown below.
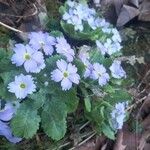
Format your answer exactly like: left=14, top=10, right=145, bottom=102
left=102, top=123, right=115, bottom=140
left=54, top=88, right=79, bottom=113
left=61, top=21, right=104, bottom=41
left=74, top=58, right=85, bottom=76
left=28, top=89, right=47, bottom=109
left=41, top=98, right=67, bottom=140
left=11, top=104, right=41, bottom=139
left=104, top=89, right=132, bottom=105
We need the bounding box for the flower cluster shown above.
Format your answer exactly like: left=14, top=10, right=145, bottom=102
left=0, top=100, right=22, bottom=143
left=78, top=46, right=126, bottom=87
left=96, top=29, right=122, bottom=56
left=9, top=32, right=81, bottom=97
left=62, top=1, right=122, bottom=56
left=111, top=102, right=128, bottom=130
left=63, top=0, right=97, bottom=31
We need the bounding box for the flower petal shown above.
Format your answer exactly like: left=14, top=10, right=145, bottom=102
left=61, top=78, right=72, bottom=90
left=69, top=74, right=80, bottom=84
left=0, top=103, right=15, bottom=121
left=24, top=60, right=37, bottom=73
left=56, top=59, right=67, bottom=72
left=51, top=69, right=63, bottom=82
left=0, top=121, right=22, bottom=143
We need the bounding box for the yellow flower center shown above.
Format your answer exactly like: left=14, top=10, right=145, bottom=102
left=63, top=71, right=68, bottom=78
left=24, top=53, right=31, bottom=60
left=20, top=83, right=26, bottom=89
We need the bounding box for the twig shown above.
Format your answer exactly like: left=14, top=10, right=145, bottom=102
left=58, top=142, right=71, bottom=149
left=0, top=21, right=23, bottom=33
left=126, top=96, right=147, bottom=111
left=69, top=132, right=96, bottom=150
left=0, top=4, right=38, bottom=18
left=79, top=121, right=90, bottom=131
left=137, top=69, right=150, bottom=90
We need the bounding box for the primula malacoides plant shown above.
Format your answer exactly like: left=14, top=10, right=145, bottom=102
left=0, top=0, right=132, bottom=143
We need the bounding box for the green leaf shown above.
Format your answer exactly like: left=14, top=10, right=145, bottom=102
left=50, top=31, right=63, bottom=37
left=0, top=71, right=22, bottom=100
left=11, top=104, right=41, bottom=139
left=103, top=85, right=116, bottom=94
left=101, top=123, right=115, bottom=140
left=74, top=58, right=85, bottom=76
left=53, top=88, right=79, bottom=113
left=0, top=71, right=20, bottom=85
left=59, top=6, right=66, bottom=15
left=41, top=98, right=67, bottom=140
left=28, top=89, right=47, bottom=109
left=45, top=55, right=62, bottom=71
left=84, top=97, right=91, bottom=112
left=104, top=89, right=132, bottom=105
left=0, top=83, right=17, bottom=100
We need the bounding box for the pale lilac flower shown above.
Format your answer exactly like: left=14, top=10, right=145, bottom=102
left=0, top=101, right=22, bottom=143
left=63, top=2, right=95, bottom=32
left=8, top=74, right=36, bottom=99
left=91, top=63, right=110, bottom=86
left=29, top=31, right=56, bottom=55
left=11, top=44, right=45, bottom=73
left=78, top=45, right=90, bottom=62
left=111, top=28, right=122, bottom=43
left=96, top=39, right=122, bottom=56
left=111, top=102, right=127, bottom=129
left=67, top=0, right=76, bottom=7
left=110, top=60, right=126, bottom=79
left=83, top=60, right=93, bottom=78
left=63, top=8, right=83, bottom=31
left=55, top=37, right=75, bottom=62
left=95, top=18, right=110, bottom=29
left=102, top=27, right=112, bottom=34
left=51, top=59, right=80, bottom=91
left=96, top=40, right=107, bottom=55
left=87, top=16, right=97, bottom=30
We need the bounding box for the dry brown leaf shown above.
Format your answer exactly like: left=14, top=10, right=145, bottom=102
left=101, top=143, right=107, bottom=150
left=117, top=5, right=139, bottom=26
left=139, top=96, right=150, bottom=119
left=139, top=0, right=150, bottom=21
left=95, top=136, right=106, bottom=150
left=141, top=115, right=150, bottom=130
left=113, top=130, right=126, bottom=150
left=0, top=0, right=9, bottom=6
left=129, top=0, right=139, bottom=8
left=138, top=130, right=150, bottom=150
left=114, top=0, right=128, bottom=15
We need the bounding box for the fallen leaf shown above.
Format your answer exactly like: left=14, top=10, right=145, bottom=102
left=95, top=136, right=106, bottom=150
left=139, top=96, right=150, bottom=119
left=129, top=0, right=139, bottom=8
left=141, top=115, right=150, bottom=130
left=138, top=130, right=150, bottom=150
left=117, top=5, right=140, bottom=26
left=139, top=0, right=150, bottom=21
left=114, top=0, right=128, bottom=15
left=113, top=130, right=126, bottom=150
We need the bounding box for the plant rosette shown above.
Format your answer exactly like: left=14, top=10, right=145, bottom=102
left=0, top=1, right=132, bottom=144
